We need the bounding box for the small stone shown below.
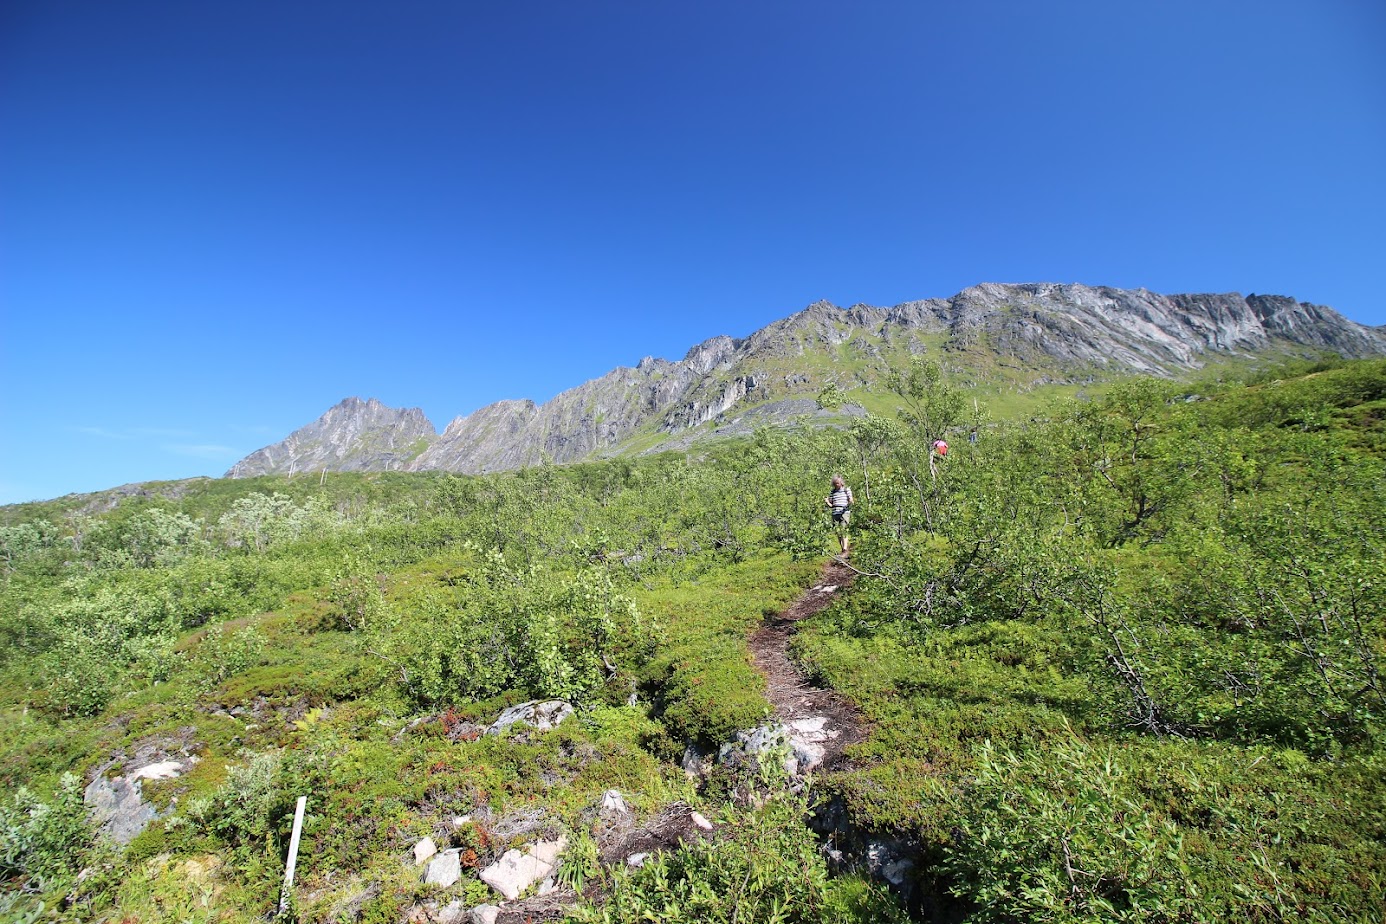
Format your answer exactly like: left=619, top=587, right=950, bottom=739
left=452, top=814, right=472, bottom=827
left=423, top=849, right=462, bottom=888
left=537, top=876, right=557, bottom=896
left=600, top=789, right=629, bottom=815
left=690, top=811, right=713, bottom=831
left=480, top=849, right=552, bottom=901
left=470, top=905, right=500, bottom=924
left=414, top=836, right=438, bottom=865
left=436, top=900, right=467, bottom=924
left=626, top=852, right=649, bottom=868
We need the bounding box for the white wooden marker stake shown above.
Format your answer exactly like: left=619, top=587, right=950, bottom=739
left=278, top=795, right=308, bottom=916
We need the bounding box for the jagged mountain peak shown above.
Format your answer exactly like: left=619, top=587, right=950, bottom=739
left=227, top=396, right=436, bottom=478
left=228, top=283, right=1386, bottom=480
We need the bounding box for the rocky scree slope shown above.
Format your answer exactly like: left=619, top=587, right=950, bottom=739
left=227, top=283, right=1386, bottom=478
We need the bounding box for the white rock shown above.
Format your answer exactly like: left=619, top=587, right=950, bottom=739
left=528, top=836, right=567, bottom=867
left=437, top=900, right=468, bottom=924
left=485, top=700, right=574, bottom=736
left=600, top=789, right=629, bottom=815
left=788, top=740, right=826, bottom=772
left=470, top=905, right=500, bottom=924
left=128, top=760, right=187, bottom=782
left=537, top=876, right=557, bottom=896
left=452, top=814, right=472, bottom=827
left=480, top=849, right=554, bottom=901
left=787, top=717, right=829, bottom=738
left=690, top=811, right=714, bottom=831
left=414, top=836, right=438, bottom=865
left=627, top=852, right=650, bottom=868
left=423, top=849, right=462, bottom=888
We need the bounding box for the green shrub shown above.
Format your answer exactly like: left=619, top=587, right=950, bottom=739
left=572, top=792, right=908, bottom=924
left=0, top=772, right=90, bottom=887
left=189, top=625, right=267, bottom=694
left=943, top=732, right=1197, bottom=922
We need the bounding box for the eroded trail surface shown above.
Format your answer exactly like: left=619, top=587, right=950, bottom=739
left=749, top=558, right=866, bottom=770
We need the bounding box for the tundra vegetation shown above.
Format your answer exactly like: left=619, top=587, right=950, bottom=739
left=0, top=357, right=1383, bottom=923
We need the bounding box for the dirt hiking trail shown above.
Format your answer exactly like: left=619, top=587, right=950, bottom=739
left=749, top=558, right=866, bottom=770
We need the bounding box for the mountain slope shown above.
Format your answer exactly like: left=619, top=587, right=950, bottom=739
left=227, top=283, right=1386, bottom=478
left=228, top=397, right=435, bottom=477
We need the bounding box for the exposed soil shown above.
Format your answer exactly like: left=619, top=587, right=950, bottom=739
left=748, top=558, right=866, bottom=770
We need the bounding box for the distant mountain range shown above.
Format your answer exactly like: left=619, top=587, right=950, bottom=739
left=227, top=283, right=1386, bottom=478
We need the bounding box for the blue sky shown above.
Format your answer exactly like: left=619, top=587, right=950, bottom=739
left=2, top=1, right=1383, bottom=505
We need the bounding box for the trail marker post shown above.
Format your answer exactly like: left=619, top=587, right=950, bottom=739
left=278, top=795, right=307, bottom=916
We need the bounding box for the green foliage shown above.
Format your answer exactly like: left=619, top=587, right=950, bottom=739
left=216, top=492, right=332, bottom=552
left=188, top=624, right=267, bottom=694
left=1, top=359, right=1384, bottom=922
left=0, top=892, right=45, bottom=924
left=366, top=550, right=655, bottom=709
left=572, top=793, right=908, bottom=924
left=0, top=772, right=90, bottom=887
left=815, top=381, right=846, bottom=411
left=944, top=731, right=1196, bottom=922
left=555, top=828, right=604, bottom=895
left=640, top=556, right=815, bottom=748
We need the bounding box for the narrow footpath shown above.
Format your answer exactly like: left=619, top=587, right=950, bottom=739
left=748, top=558, right=866, bottom=770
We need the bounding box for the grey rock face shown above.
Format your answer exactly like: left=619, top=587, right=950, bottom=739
left=227, top=397, right=436, bottom=478
left=84, top=760, right=192, bottom=846
left=232, top=285, right=1386, bottom=480
left=485, top=700, right=574, bottom=737
left=84, top=776, right=157, bottom=846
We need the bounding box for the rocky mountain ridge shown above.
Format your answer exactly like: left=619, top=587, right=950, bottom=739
left=227, top=283, right=1386, bottom=478
left=228, top=397, right=435, bottom=477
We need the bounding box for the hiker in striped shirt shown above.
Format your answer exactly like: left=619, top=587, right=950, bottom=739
left=824, top=475, right=854, bottom=557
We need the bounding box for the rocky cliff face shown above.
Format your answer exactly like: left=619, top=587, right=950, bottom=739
left=228, top=284, right=1386, bottom=479
left=227, top=397, right=436, bottom=478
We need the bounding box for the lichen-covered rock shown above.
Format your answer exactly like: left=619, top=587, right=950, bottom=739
left=423, top=849, right=462, bottom=888
left=436, top=900, right=467, bottom=924
left=716, top=717, right=842, bottom=777
left=84, top=759, right=193, bottom=845
left=485, top=700, right=573, bottom=737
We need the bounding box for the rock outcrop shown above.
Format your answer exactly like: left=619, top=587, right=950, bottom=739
left=85, top=759, right=195, bottom=845
left=229, top=284, right=1386, bottom=479
left=227, top=397, right=435, bottom=478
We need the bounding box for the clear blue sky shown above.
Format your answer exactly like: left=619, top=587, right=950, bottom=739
left=3, top=1, right=1383, bottom=505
